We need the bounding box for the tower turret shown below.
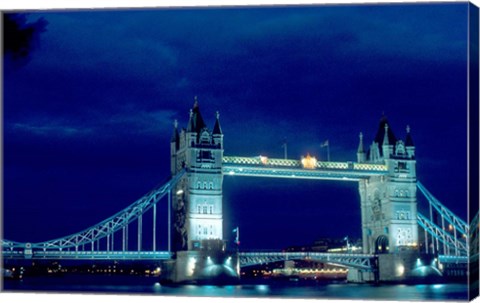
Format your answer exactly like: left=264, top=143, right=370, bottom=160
left=170, top=119, right=180, bottom=175
left=382, top=123, right=392, bottom=159
left=405, top=125, right=415, bottom=159
left=357, top=132, right=366, bottom=163
left=212, top=111, right=223, bottom=147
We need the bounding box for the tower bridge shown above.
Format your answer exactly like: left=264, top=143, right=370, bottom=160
left=2, top=99, right=474, bottom=283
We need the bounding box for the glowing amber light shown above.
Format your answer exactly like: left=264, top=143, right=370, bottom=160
left=301, top=154, right=317, bottom=169
left=259, top=155, right=268, bottom=165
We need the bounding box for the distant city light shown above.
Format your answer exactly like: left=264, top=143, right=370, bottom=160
left=176, top=189, right=184, bottom=195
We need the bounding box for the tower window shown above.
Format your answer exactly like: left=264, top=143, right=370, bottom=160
left=209, top=182, right=213, bottom=189
left=202, top=206, right=208, bottom=214
left=397, top=161, right=407, bottom=171
left=209, top=205, right=213, bottom=214
left=199, top=150, right=212, bottom=159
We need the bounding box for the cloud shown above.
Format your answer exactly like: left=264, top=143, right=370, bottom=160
left=6, top=105, right=178, bottom=141
left=107, top=106, right=177, bottom=135
left=26, top=12, right=179, bottom=84
left=9, top=119, right=92, bottom=137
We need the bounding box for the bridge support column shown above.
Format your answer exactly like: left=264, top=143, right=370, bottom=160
left=172, top=247, right=239, bottom=284
left=169, top=100, right=238, bottom=284
left=153, top=203, right=156, bottom=252
left=347, top=268, right=376, bottom=283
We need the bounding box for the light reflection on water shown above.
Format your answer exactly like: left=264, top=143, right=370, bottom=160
left=3, top=275, right=468, bottom=301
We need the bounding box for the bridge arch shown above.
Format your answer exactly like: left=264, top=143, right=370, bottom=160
left=374, top=235, right=389, bottom=254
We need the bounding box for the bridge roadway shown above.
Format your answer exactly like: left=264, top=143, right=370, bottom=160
left=1, top=250, right=173, bottom=260
left=1, top=249, right=376, bottom=270
left=222, top=156, right=388, bottom=181
left=239, top=251, right=376, bottom=270
left=1, top=249, right=468, bottom=267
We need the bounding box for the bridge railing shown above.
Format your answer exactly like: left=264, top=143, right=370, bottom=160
left=417, top=213, right=468, bottom=256
left=239, top=251, right=376, bottom=271
left=416, top=181, right=469, bottom=256
left=2, top=170, right=185, bottom=254
left=222, top=156, right=387, bottom=172
left=417, top=182, right=468, bottom=235
left=0, top=239, right=25, bottom=250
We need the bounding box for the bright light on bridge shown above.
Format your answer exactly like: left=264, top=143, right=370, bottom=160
left=259, top=155, right=268, bottom=165
left=301, top=154, right=317, bottom=169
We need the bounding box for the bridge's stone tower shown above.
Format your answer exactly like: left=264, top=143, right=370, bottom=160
left=357, top=116, right=418, bottom=257
left=170, top=98, right=224, bottom=251
left=169, top=98, right=237, bottom=283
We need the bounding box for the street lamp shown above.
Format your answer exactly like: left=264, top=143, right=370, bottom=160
left=233, top=227, right=240, bottom=245
left=344, top=236, right=350, bottom=253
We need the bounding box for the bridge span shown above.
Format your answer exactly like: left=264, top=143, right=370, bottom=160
left=222, top=156, right=387, bottom=181
left=2, top=102, right=475, bottom=284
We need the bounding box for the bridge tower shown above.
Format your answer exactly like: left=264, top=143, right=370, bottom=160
left=357, top=116, right=419, bottom=281
left=169, top=97, right=237, bottom=283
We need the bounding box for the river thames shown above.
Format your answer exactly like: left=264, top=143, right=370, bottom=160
left=2, top=275, right=469, bottom=301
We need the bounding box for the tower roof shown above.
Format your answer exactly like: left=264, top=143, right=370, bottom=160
left=405, top=125, right=414, bottom=147
left=374, top=115, right=397, bottom=147
left=212, top=111, right=222, bottom=135
left=187, top=96, right=207, bottom=134
left=366, top=115, right=397, bottom=158
left=357, top=132, right=365, bottom=153
left=171, top=119, right=179, bottom=141
left=171, top=119, right=180, bottom=149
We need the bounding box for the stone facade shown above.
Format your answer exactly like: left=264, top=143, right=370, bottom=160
left=170, top=98, right=224, bottom=252
left=357, top=117, right=418, bottom=256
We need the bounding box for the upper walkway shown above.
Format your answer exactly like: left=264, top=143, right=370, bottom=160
left=222, top=156, right=388, bottom=181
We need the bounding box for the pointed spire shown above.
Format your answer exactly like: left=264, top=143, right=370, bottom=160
left=186, top=96, right=206, bottom=133
left=357, top=132, right=366, bottom=163
left=383, top=123, right=390, bottom=146
left=213, top=110, right=222, bottom=135
left=357, top=132, right=365, bottom=153
left=187, top=108, right=194, bottom=132
left=189, top=96, right=206, bottom=133
left=405, top=125, right=414, bottom=147
left=193, top=96, right=199, bottom=109
left=171, top=119, right=180, bottom=146
left=374, top=115, right=397, bottom=147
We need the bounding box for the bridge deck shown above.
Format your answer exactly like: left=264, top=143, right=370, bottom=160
left=2, top=250, right=173, bottom=260
left=239, top=251, right=377, bottom=270
left=222, top=156, right=387, bottom=180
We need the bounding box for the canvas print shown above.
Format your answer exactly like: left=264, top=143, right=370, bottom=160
left=1, top=2, right=479, bottom=301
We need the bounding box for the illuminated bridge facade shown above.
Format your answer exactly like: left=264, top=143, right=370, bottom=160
left=2, top=100, right=475, bottom=283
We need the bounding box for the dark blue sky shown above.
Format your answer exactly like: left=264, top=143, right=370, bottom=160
left=3, top=3, right=470, bottom=250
